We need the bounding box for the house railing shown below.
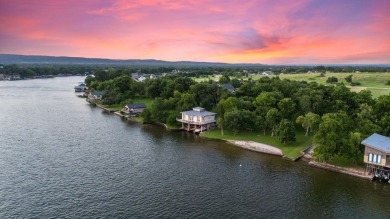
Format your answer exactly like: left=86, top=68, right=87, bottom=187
left=176, top=118, right=216, bottom=125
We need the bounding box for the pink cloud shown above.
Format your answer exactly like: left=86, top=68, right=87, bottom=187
left=0, top=0, right=389, bottom=64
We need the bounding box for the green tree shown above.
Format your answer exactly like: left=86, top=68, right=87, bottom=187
left=177, top=93, right=196, bottom=111
left=296, top=112, right=320, bottom=136
left=256, top=115, right=267, bottom=135
left=326, top=76, right=338, bottom=83
left=217, top=116, right=224, bottom=135
left=313, top=111, right=353, bottom=161
left=230, top=78, right=241, bottom=88
left=150, top=98, right=166, bottom=122
left=276, top=119, right=296, bottom=143
left=346, top=132, right=364, bottom=163
left=374, top=95, right=390, bottom=135
left=223, top=110, right=255, bottom=135
left=219, top=75, right=230, bottom=84
left=142, top=108, right=153, bottom=123
left=85, top=75, right=97, bottom=87
left=344, top=74, right=353, bottom=83
left=266, top=108, right=281, bottom=136
left=277, top=98, right=297, bottom=120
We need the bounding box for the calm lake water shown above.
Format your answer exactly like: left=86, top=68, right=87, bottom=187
left=1, top=77, right=390, bottom=218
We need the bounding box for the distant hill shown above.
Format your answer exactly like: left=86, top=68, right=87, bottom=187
left=0, top=54, right=263, bottom=67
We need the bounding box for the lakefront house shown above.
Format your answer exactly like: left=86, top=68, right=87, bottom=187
left=177, top=107, right=216, bottom=133
left=74, top=82, right=87, bottom=92
left=121, top=103, right=147, bottom=116
left=362, top=133, right=390, bottom=181
left=87, top=91, right=104, bottom=102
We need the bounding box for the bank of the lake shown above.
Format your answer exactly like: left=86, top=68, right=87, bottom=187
left=96, top=104, right=372, bottom=180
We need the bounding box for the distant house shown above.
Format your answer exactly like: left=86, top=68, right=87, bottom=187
left=220, top=83, right=235, bottom=93
left=177, top=107, right=216, bottom=133
left=131, top=73, right=139, bottom=80
left=137, top=76, right=147, bottom=82
left=362, top=133, right=390, bottom=181
left=261, top=71, right=273, bottom=76
left=0, top=74, right=5, bottom=80
left=74, top=82, right=87, bottom=92
left=87, top=91, right=104, bottom=102
left=121, top=103, right=147, bottom=116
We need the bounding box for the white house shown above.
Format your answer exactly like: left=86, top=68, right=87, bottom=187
left=121, top=103, right=147, bottom=115
left=137, top=76, right=147, bottom=82
left=177, top=107, right=216, bottom=133
left=74, top=82, right=87, bottom=92
left=261, top=71, right=273, bottom=76
left=87, top=91, right=104, bottom=102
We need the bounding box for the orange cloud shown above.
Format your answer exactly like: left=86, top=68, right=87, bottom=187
left=1, top=0, right=389, bottom=64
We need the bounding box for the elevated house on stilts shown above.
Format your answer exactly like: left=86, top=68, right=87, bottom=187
left=177, top=107, right=216, bottom=133
left=362, top=133, right=390, bottom=182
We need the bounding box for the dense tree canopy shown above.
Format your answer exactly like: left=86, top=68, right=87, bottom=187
left=80, top=67, right=390, bottom=164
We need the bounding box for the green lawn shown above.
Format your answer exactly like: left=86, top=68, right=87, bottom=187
left=100, top=98, right=154, bottom=112
left=273, top=72, right=390, bottom=98
left=132, top=97, right=153, bottom=108
left=200, top=129, right=313, bottom=159
left=101, top=103, right=122, bottom=111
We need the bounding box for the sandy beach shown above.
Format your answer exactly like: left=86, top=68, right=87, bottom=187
left=227, top=140, right=283, bottom=156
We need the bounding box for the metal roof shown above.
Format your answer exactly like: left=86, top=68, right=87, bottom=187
left=220, top=83, right=235, bottom=92
left=90, top=91, right=104, bottom=96
left=361, top=133, right=390, bottom=152
left=181, top=109, right=216, bottom=117
left=125, top=103, right=147, bottom=109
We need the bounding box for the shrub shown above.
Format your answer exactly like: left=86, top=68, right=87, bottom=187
left=326, top=76, right=338, bottom=83
left=350, top=82, right=361, bottom=86
left=345, top=74, right=353, bottom=83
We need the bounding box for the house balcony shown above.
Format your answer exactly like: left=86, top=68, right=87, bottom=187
left=176, top=118, right=216, bottom=125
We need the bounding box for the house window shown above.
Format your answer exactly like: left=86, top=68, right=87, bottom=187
left=368, top=153, right=382, bottom=164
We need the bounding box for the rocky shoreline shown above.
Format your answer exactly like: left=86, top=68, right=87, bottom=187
left=224, top=139, right=373, bottom=181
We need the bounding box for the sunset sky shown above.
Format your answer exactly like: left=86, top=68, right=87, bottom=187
left=1, top=0, right=389, bottom=64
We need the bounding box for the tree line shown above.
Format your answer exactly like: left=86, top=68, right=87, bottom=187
left=86, top=70, right=390, bottom=164
left=1, top=63, right=389, bottom=79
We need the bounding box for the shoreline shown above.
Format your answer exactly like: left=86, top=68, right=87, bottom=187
left=308, top=160, right=373, bottom=180
left=216, top=138, right=373, bottom=181
left=97, top=105, right=375, bottom=181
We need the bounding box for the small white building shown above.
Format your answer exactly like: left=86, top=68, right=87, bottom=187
left=261, top=71, right=273, bottom=76
left=74, top=82, right=87, bottom=92
left=177, top=107, right=216, bottom=133
left=121, top=103, right=147, bottom=116
left=87, top=91, right=104, bottom=102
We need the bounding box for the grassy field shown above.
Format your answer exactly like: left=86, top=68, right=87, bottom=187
left=200, top=128, right=313, bottom=159
left=194, top=72, right=390, bottom=98
left=280, top=72, right=390, bottom=98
